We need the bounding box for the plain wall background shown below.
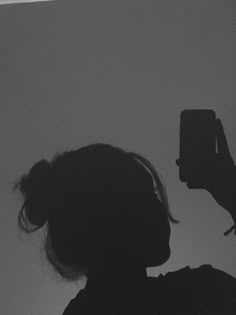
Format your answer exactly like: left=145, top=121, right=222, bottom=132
left=0, top=0, right=235, bottom=314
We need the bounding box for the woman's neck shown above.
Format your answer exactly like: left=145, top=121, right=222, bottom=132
left=85, top=264, right=148, bottom=295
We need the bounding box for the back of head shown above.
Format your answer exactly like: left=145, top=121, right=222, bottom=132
left=13, top=143, right=178, bottom=282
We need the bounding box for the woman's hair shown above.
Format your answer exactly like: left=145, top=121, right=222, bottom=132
left=13, top=143, right=179, bottom=282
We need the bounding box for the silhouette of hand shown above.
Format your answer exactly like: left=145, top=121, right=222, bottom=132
left=177, top=119, right=236, bottom=219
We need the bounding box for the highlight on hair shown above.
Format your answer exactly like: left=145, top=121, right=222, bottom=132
left=12, top=142, right=179, bottom=282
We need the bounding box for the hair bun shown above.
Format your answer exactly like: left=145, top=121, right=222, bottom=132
left=29, top=160, right=51, bottom=183
left=26, top=160, right=52, bottom=226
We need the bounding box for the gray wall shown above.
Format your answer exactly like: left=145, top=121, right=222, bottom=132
left=1, top=0, right=235, bottom=314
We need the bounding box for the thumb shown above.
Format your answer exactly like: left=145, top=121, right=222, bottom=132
left=187, top=182, right=196, bottom=189
left=187, top=182, right=205, bottom=189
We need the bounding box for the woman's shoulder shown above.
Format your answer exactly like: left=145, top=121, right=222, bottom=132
left=149, top=264, right=236, bottom=287
left=63, top=265, right=236, bottom=314
left=158, top=264, right=236, bottom=288
left=149, top=264, right=236, bottom=298
left=147, top=264, right=236, bottom=314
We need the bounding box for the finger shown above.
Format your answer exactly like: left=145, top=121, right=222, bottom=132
left=187, top=183, right=196, bottom=188
left=216, top=119, right=231, bottom=158
left=176, top=159, right=180, bottom=166
left=187, top=182, right=204, bottom=189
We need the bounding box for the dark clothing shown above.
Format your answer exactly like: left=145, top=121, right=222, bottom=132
left=63, top=264, right=236, bottom=314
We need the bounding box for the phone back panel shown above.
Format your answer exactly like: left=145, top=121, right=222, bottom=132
left=179, top=109, right=216, bottom=183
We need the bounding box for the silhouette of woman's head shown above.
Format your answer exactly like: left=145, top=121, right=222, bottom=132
left=13, top=143, right=179, bottom=282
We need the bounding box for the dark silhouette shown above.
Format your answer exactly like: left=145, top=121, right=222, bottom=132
left=13, top=119, right=236, bottom=314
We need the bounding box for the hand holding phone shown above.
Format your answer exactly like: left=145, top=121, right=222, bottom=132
left=176, top=110, right=236, bottom=234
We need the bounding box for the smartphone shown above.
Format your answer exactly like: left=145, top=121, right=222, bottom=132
left=179, top=109, right=217, bottom=187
